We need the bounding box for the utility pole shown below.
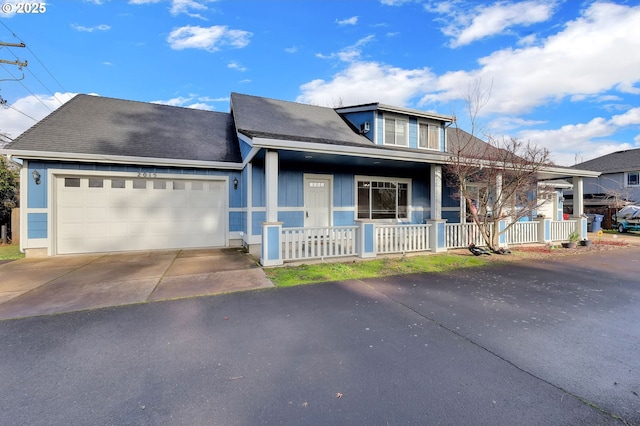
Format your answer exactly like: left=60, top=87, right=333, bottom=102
left=0, top=41, right=27, bottom=68
left=0, top=41, right=28, bottom=104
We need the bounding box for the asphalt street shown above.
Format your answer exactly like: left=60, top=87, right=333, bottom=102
left=1, top=248, right=638, bottom=425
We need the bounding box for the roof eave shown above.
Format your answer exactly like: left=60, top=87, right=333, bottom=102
left=250, top=136, right=450, bottom=164
left=1, top=149, right=243, bottom=170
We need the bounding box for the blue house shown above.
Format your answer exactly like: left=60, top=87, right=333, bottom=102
left=1, top=92, right=598, bottom=265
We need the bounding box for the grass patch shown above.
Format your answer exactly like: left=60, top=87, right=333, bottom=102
left=0, top=244, right=24, bottom=261
left=265, top=253, right=489, bottom=287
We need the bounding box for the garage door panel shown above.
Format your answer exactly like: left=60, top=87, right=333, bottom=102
left=56, top=176, right=227, bottom=254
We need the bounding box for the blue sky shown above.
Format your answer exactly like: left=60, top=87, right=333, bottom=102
left=1, top=0, right=639, bottom=166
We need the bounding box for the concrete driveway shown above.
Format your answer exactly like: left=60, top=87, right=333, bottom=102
left=0, top=248, right=273, bottom=320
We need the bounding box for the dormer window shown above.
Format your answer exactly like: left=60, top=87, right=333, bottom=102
left=418, top=120, right=440, bottom=150
left=627, top=171, right=639, bottom=187
left=384, top=115, right=408, bottom=147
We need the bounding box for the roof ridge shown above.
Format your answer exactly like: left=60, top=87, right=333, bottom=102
left=231, top=91, right=333, bottom=110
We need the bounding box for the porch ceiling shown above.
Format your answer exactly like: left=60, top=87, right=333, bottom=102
left=277, top=149, right=429, bottom=172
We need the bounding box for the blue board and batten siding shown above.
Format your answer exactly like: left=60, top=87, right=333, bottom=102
left=249, top=164, right=434, bottom=236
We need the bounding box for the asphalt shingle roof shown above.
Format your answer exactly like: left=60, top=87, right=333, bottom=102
left=5, top=94, right=241, bottom=163
left=572, top=148, right=640, bottom=174
left=230, top=92, right=376, bottom=148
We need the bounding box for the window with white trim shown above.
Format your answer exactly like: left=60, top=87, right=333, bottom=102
left=418, top=121, right=440, bottom=150
left=627, top=171, right=639, bottom=187
left=357, top=178, right=409, bottom=219
left=384, top=115, right=408, bottom=146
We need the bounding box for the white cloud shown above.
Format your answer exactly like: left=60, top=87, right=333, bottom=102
left=436, top=0, right=557, bottom=48
left=169, top=0, right=212, bottom=19
left=151, top=95, right=217, bottom=110
left=610, top=107, right=640, bottom=127
left=129, top=0, right=215, bottom=18
left=380, top=0, right=415, bottom=5
left=0, top=93, right=77, bottom=139
left=316, top=35, right=375, bottom=62
left=517, top=107, right=640, bottom=165
left=284, top=46, right=298, bottom=54
left=167, top=25, right=252, bottom=52
left=228, top=61, right=247, bottom=72
left=419, top=2, right=640, bottom=115
left=336, top=16, right=358, bottom=26
left=71, top=23, right=111, bottom=32
left=297, top=61, right=436, bottom=107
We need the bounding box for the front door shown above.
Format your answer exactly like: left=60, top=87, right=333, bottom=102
left=304, top=175, right=331, bottom=228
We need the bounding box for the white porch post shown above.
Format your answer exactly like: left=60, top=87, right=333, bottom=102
left=265, top=150, right=279, bottom=222
left=573, top=177, right=584, bottom=217
left=460, top=196, right=467, bottom=224
left=430, top=164, right=442, bottom=220
left=495, top=172, right=503, bottom=214
left=572, top=176, right=586, bottom=240
left=260, top=150, right=283, bottom=266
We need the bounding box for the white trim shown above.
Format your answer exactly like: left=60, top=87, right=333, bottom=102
left=265, top=151, right=279, bottom=223
left=303, top=173, right=334, bottom=227
left=625, top=171, right=640, bottom=188
left=382, top=113, right=409, bottom=147
left=24, top=208, right=47, bottom=214
left=417, top=119, right=441, bottom=151
left=20, top=162, right=28, bottom=253
left=354, top=175, right=412, bottom=222
left=250, top=137, right=449, bottom=164
left=49, top=169, right=231, bottom=181
left=2, top=149, right=243, bottom=170
left=47, top=169, right=230, bottom=256
left=335, top=103, right=454, bottom=122
left=278, top=206, right=306, bottom=212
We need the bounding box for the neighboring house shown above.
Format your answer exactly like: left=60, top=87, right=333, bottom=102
left=567, top=148, right=640, bottom=227
left=1, top=92, right=598, bottom=264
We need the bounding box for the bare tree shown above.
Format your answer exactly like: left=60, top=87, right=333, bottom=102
left=444, top=86, right=553, bottom=251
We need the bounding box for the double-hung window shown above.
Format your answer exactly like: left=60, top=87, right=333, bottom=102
left=627, top=171, right=640, bottom=187
left=357, top=177, right=409, bottom=220
left=418, top=121, right=440, bottom=150
left=384, top=115, right=408, bottom=146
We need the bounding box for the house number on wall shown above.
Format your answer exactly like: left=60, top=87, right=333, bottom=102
left=137, top=172, right=158, bottom=178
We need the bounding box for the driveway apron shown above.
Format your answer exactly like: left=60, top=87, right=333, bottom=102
left=0, top=248, right=273, bottom=320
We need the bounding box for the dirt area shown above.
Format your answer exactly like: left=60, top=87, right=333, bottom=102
left=455, top=231, right=640, bottom=262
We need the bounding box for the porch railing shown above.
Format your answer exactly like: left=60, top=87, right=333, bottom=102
left=445, top=222, right=494, bottom=248
left=281, top=226, right=357, bottom=262
left=550, top=220, right=577, bottom=242
left=375, top=224, right=431, bottom=255
left=504, top=221, right=539, bottom=245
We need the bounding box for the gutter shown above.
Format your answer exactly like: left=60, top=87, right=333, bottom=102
left=0, top=149, right=244, bottom=170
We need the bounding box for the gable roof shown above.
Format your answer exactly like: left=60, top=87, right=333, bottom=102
left=231, top=92, right=377, bottom=148
left=4, top=94, right=241, bottom=166
left=573, top=148, right=640, bottom=174
left=335, top=102, right=454, bottom=123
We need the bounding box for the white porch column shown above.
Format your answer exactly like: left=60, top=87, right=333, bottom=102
left=430, top=164, right=442, bottom=220
left=459, top=195, right=467, bottom=223
left=573, top=176, right=584, bottom=217
left=494, top=172, right=503, bottom=214
left=265, top=150, right=279, bottom=223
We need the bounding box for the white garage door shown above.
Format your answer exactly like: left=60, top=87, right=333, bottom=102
left=55, top=175, right=227, bottom=254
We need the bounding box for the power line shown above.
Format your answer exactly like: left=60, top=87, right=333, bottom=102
left=0, top=20, right=68, bottom=94
left=1, top=41, right=64, bottom=105
left=4, top=102, right=38, bottom=122
left=0, top=63, right=53, bottom=111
